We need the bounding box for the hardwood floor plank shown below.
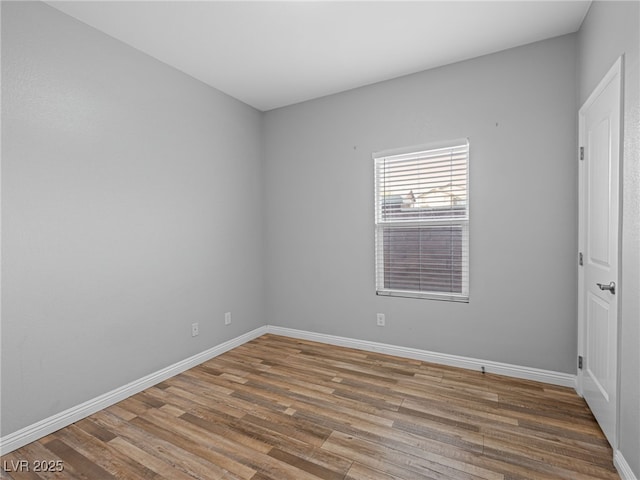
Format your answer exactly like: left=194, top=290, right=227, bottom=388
left=1, top=450, right=46, bottom=480
left=97, top=410, right=245, bottom=480
left=53, top=424, right=159, bottom=480
left=162, top=413, right=329, bottom=480
left=129, top=414, right=257, bottom=479
left=106, top=437, right=200, bottom=480
left=482, top=437, right=619, bottom=479
left=345, top=462, right=406, bottom=480
left=44, top=439, right=117, bottom=480
left=3, top=441, right=77, bottom=480
left=266, top=448, right=346, bottom=480
left=322, top=430, right=491, bottom=480
left=479, top=420, right=617, bottom=470
left=1, top=334, right=619, bottom=480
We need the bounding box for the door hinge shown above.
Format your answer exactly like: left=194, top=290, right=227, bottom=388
left=580, top=146, right=584, bottom=160
left=579, top=252, right=584, bottom=266
left=578, top=355, right=583, bottom=370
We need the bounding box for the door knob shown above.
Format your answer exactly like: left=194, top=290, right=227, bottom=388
left=596, top=281, right=616, bottom=294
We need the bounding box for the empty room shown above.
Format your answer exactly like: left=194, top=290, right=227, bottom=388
left=1, top=1, right=639, bottom=479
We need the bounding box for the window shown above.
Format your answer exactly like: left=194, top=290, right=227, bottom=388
left=374, top=139, right=469, bottom=302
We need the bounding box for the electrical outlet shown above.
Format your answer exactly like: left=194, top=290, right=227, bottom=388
left=376, top=313, right=385, bottom=326
left=224, top=312, right=232, bottom=326
left=191, top=322, right=199, bottom=337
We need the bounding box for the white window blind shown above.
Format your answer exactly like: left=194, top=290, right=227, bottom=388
left=374, top=139, right=469, bottom=302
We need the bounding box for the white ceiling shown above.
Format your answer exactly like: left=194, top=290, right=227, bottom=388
left=47, top=1, right=591, bottom=112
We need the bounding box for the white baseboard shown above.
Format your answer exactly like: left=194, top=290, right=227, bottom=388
left=0, top=326, right=267, bottom=456
left=266, top=326, right=577, bottom=389
left=615, top=450, right=639, bottom=480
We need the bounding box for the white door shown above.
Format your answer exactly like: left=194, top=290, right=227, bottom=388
left=578, top=57, right=622, bottom=448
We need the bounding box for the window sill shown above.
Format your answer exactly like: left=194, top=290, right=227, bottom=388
left=376, top=289, right=469, bottom=303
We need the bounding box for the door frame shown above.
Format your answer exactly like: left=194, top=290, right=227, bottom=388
left=577, top=56, right=623, bottom=449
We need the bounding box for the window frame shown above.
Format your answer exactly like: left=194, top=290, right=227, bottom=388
left=374, top=139, right=470, bottom=302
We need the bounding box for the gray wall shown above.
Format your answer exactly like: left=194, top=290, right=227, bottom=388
left=1, top=2, right=264, bottom=436
left=264, top=35, right=579, bottom=374
left=579, top=1, right=640, bottom=476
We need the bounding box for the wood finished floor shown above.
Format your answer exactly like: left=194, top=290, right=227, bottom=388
left=1, top=334, right=619, bottom=480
